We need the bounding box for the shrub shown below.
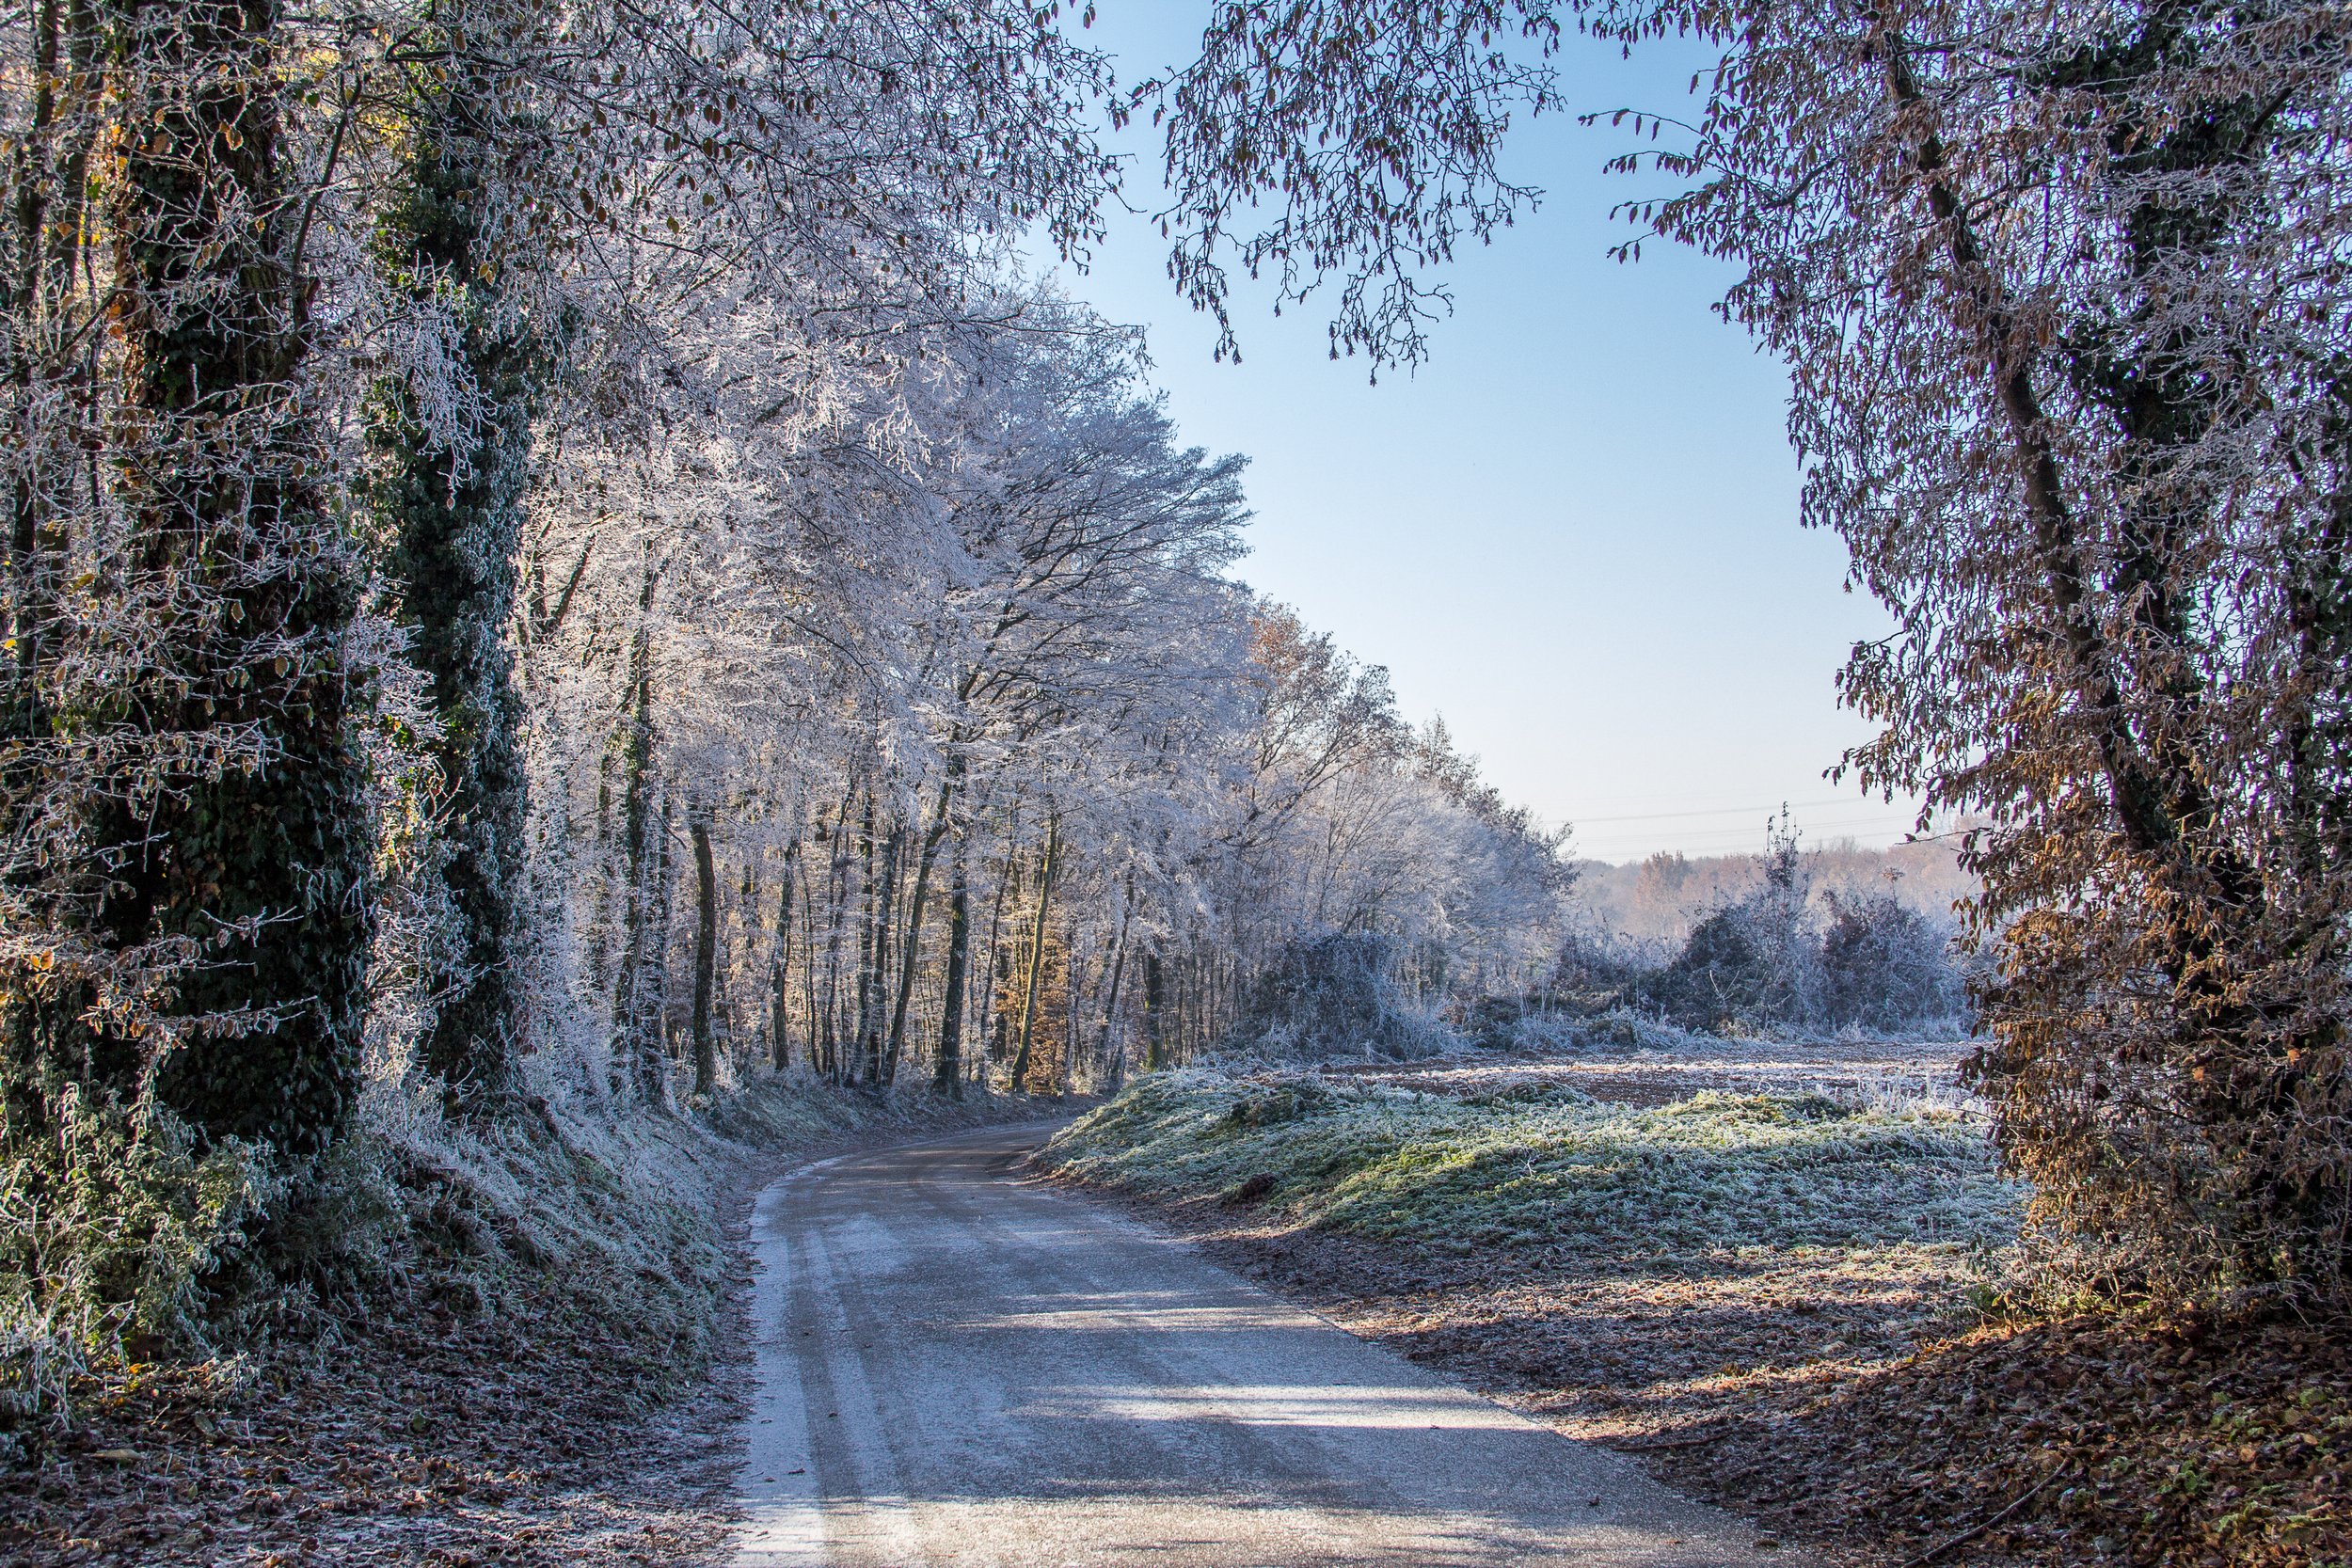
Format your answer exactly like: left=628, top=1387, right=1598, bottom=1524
left=1233, top=932, right=1447, bottom=1058
left=1820, top=893, right=1964, bottom=1032
left=1642, top=828, right=1821, bottom=1031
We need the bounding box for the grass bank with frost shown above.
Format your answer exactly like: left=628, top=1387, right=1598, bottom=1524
left=1042, top=1069, right=2021, bottom=1259
left=1, top=1070, right=1027, bottom=1460
left=2, top=1076, right=1047, bottom=1566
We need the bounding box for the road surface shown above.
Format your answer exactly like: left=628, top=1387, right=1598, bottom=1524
left=731, top=1123, right=1786, bottom=1567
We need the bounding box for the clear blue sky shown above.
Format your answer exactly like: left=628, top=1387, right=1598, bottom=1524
left=1037, top=3, right=1928, bottom=863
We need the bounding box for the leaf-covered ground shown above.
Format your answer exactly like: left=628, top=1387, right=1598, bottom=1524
left=1041, top=1064, right=2350, bottom=1568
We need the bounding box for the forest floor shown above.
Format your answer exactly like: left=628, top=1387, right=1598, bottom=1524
left=0, top=1085, right=1070, bottom=1568
left=1041, top=1046, right=2352, bottom=1568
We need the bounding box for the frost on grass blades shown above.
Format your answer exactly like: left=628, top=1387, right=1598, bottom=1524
left=1044, top=1069, right=2023, bottom=1262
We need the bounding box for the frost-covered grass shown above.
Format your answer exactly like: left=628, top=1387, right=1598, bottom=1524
left=1042, top=1069, right=2022, bottom=1259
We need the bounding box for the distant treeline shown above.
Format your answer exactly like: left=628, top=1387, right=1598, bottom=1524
left=1553, top=823, right=1971, bottom=1038
left=1567, top=832, right=1977, bottom=951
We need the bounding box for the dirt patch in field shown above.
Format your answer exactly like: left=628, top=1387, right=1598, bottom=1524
left=1320, top=1034, right=1974, bottom=1110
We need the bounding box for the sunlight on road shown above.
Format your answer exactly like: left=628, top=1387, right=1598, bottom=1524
left=732, top=1128, right=1781, bottom=1567
left=1016, top=1383, right=1531, bottom=1433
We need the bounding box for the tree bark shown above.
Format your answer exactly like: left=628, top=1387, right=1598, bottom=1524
left=769, top=839, right=798, bottom=1071
left=103, top=0, right=373, bottom=1156
left=1883, top=40, right=2190, bottom=863
left=1008, top=817, right=1060, bottom=1092
left=977, top=837, right=1015, bottom=1068
left=934, top=844, right=971, bottom=1098
left=691, top=812, right=718, bottom=1097
left=886, top=772, right=957, bottom=1085
left=858, top=804, right=900, bottom=1088
left=1142, top=947, right=1168, bottom=1070
left=1095, top=884, right=1136, bottom=1090
left=373, top=41, right=542, bottom=1113
left=609, top=558, right=661, bottom=1101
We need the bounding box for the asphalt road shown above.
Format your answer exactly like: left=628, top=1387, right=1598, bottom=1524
left=731, top=1123, right=1786, bottom=1567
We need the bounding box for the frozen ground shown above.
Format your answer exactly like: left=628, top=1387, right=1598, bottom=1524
left=1319, top=1033, right=1977, bottom=1110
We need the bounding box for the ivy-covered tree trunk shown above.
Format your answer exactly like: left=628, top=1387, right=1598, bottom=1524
left=105, top=0, right=370, bottom=1157
left=0, top=0, right=100, bottom=1135
left=370, top=52, right=535, bottom=1111
left=609, top=560, right=664, bottom=1102
left=5, top=0, right=92, bottom=746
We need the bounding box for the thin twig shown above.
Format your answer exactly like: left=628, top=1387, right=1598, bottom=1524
left=1898, top=1463, right=2073, bottom=1568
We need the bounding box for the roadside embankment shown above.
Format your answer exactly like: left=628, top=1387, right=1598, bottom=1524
left=1, top=1079, right=1060, bottom=1568
left=1041, top=1066, right=2351, bottom=1568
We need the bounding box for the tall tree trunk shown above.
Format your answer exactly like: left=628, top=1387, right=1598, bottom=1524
left=850, top=793, right=888, bottom=1086
left=817, top=821, right=843, bottom=1083
left=644, top=788, right=676, bottom=1102
left=1008, top=816, right=1059, bottom=1092
left=1142, top=947, right=1168, bottom=1069
left=690, top=811, right=718, bottom=1097
left=1883, top=40, right=2210, bottom=869
left=865, top=818, right=902, bottom=1086
left=933, top=843, right=970, bottom=1098
left=818, top=780, right=856, bottom=1081
left=799, top=833, right=822, bottom=1073
left=94, top=0, right=372, bottom=1157
left=977, top=837, right=1015, bottom=1069
left=886, top=772, right=956, bottom=1085
left=609, top=559, right=660, bottom=1100
left=4, top=0, right=81, bottom=740
left=1060, top=917, right=1082, bottom=1099
left=371, top=35, right=541, bottom=1112
left=0, top=0, right=95, bottom=1133
left=769, top=839, right=798, bottom=1070
left=1095, top=883, right=1136, bottom=1090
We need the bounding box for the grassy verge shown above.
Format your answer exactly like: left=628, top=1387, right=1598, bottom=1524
left=1046, top=1068, right=2015, bottom=1259
left=1042, top=1067, right=2351, bottom=1568
left=0, top=1078, right=1054, bottom=1567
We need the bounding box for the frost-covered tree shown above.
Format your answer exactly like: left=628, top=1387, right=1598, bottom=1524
left=0, top=0, right=373, bottom=1161
left=1586, top=0, right=2352, bottom=1303
left=368, top=0, right=548, bottom=1110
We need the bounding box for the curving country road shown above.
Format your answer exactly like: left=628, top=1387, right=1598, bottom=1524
left=730, top=1123, right=1785, bottom=1567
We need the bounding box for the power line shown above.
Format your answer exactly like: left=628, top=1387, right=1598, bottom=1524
left=1573, top=814, right=1934, bottom=857
left=1566, top=794, right=1899, bottom=827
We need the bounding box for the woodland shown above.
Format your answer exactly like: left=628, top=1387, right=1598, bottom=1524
left=2, top=0, right=2350, bottom=1561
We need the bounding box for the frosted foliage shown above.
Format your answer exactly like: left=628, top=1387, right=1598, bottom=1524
left=1581, top=0, right=2352, bottom=1300
left=515, top=295, right=1574, bottom=1102
left=0, top=0, right=1572, bottom=1394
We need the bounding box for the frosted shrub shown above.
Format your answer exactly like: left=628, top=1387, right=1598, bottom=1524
left=1233, top=932, right=1451, bottom=1059
left=1820, top=894, right=1965, bottom=1034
